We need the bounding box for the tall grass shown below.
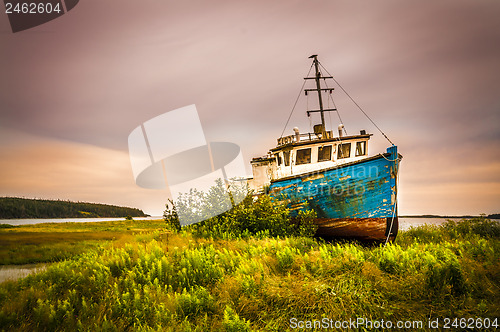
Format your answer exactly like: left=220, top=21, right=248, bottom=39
left=0, top=219, right=166, bottom=265
left=0, top=218, right=498, bottom=331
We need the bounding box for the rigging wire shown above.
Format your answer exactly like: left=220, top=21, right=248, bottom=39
left=280, top=63, right=314, bottom=138
left=322, top=78, right=348, bottom=136
left=327, top=85, right=333, bottom=132
left=318, top=62, right=394, bottom=145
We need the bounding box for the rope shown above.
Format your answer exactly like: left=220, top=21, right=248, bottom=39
left=384, top=159, right=400, bottom=246
left=381, top=154, right=401, bottom=162
left=384, top=200, right=397, bottom=246
left=318, top=62, right=394, bottom=146
left=280, top=63, right=314, bottom=138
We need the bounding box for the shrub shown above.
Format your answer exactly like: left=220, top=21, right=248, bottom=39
left=176, top=287, right=215, bottom=319
left=426, top=259, right=467, bottom=298
left=163, top=199, right=181, bottom=232
left=443, top=217, right=500, bottom=239
left=397, top=224, right=444, bottom=244
left=292, top=209, right=318, bottom=238
left=223, top=306, right=251, bottom=332
left=165, top=182, right=317, bottom=239
left=276, top=246, right=296, bottom=272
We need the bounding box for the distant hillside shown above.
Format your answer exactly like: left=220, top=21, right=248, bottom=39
left=0, top=197, right=147, bottom=219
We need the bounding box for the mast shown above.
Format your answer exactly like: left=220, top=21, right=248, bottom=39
left=305, top=55, right=336, bottom=138
left=311, top=55, right=325, bottom=135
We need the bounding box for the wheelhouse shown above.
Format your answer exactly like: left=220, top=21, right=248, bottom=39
left=248, top=54, right=377, bottom=194
left=249, top=128, right=372, bottom=192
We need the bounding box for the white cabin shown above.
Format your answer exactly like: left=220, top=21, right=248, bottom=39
left=248, top=128, right=372, bottom=193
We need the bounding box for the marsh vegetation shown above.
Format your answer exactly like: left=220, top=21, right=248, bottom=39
left=0, top=203, right=498, bottom=331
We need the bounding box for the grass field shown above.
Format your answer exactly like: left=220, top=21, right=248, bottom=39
left=0, top=218, right=498, bottom=331
left=0, top=219, right=166, bottom=265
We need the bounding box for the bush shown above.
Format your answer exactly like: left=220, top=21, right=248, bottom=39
left=293, top=209, right=318, bottom=237
left=165, top=181, right=317, bottom=239
left=442, top=217, right=500, bottom=239
left=426, top=259, right=467, bottom=298
left=223, top=306, right=251, bottom=332
left=163, top=199, right=181, bottom=232
left=176, top=287, right=215, bottom=318
left=276, top=246, right=296, bottom=272
left=397, top=224, right=444, bottom=244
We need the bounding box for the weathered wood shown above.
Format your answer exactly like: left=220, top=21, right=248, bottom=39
left=269, top=146, right=400, bottom=242
left=314, top=217, right=398, bottom=242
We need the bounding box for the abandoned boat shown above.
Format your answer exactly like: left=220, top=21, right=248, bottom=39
left=248, top=55, right=402, bottom=242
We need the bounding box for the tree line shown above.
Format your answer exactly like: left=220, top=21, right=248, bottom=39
left=0, top=197, right=147, bottom=219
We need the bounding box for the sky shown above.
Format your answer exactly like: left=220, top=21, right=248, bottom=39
left=1, top=0, right=499, bottom=216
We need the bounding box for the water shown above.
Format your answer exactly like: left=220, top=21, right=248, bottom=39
left=0, top=263, right=47, bottom=283
left=0, top=216, right=163, bottom=226
left=398, top=217, right=463, bottom=231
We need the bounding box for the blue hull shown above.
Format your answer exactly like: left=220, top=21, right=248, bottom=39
left=269, top=146, right=400, bottom=241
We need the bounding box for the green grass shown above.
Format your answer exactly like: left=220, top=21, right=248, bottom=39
left=0, top=218, right=498, bottom=331
left=0, top=219, right=167, bottom=265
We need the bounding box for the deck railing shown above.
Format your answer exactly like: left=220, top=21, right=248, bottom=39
left=277, top=131, right=333, bottom=146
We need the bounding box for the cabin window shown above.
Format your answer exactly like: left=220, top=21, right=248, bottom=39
left=283, top=151, right=290, bottom=166
left=317, top=145, right=332, bottom=162
left=296, top=148, right=311, bottom=165
left=337, top=143, right=351, bottom=159
left=276, top=154, right=282, bottom=166
left=356, top=141, right=366, bottom=156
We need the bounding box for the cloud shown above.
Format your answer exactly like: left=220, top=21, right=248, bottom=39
left=1, top=0, right=499, bottom=215
left=0, top=129, right=168, bottom=215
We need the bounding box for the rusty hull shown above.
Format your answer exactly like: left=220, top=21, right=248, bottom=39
left=314, top=217, right=398, bottom=243
left=270, top=146, right=401, bottom=243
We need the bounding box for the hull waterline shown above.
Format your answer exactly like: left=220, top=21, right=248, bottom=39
left=314, top=217, right=398, bottom=243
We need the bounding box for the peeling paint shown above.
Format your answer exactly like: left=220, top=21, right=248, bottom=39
left=315, top=217, right=397, bottom=242
left=269, top=146, right=401, bottom=241
left=302, top=173, right=324, bottom=182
